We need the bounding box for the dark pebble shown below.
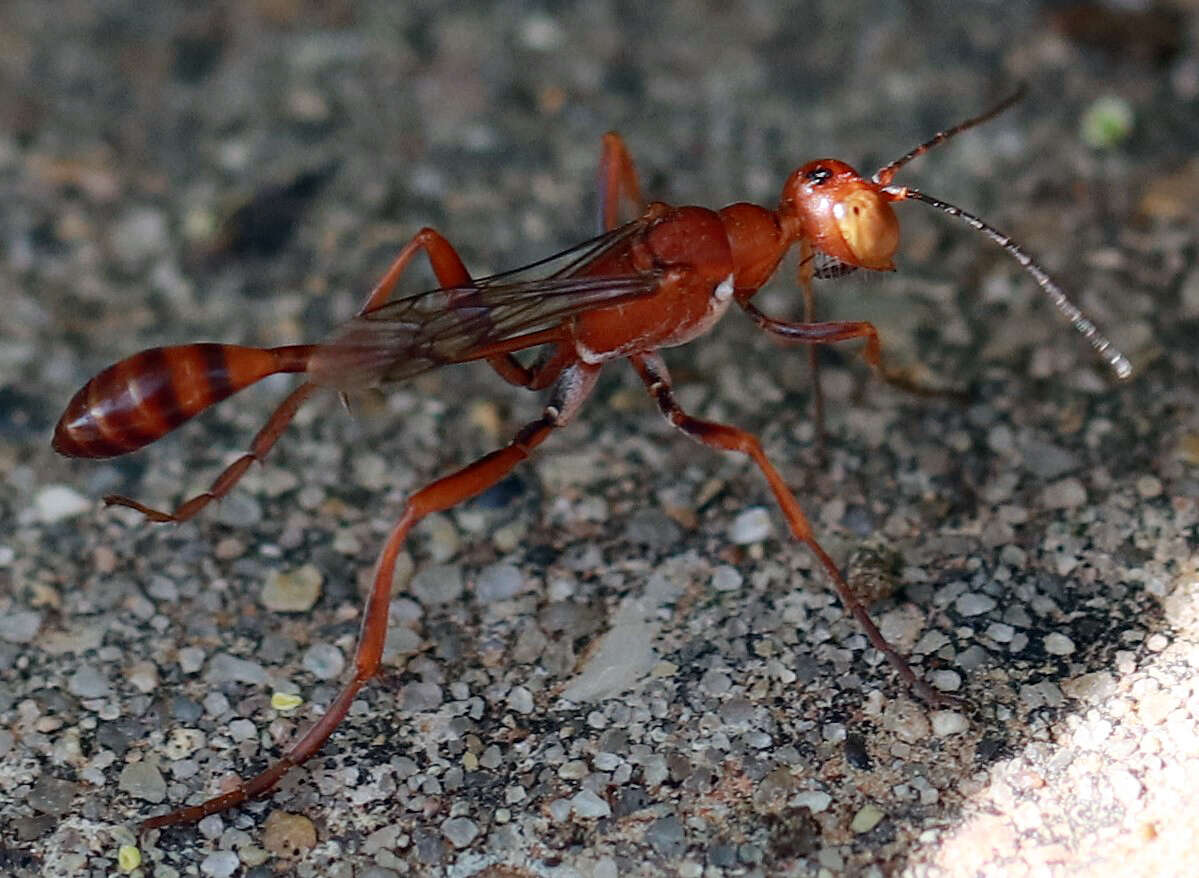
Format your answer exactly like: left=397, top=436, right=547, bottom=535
left=26, top=776, right=80, bottom=816
left=844, top=733, right=872, bottom=770
left=171, top=696, right=204, bottom=723
left=645, top=815, right=686, bottom=857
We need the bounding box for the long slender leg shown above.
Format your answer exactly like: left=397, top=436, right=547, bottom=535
left=741, top=303, right=966, bottom=401
left=629, top=352, right=946, bottom=705
left=142, top=361, right=601, bottom=830
left=597, top=132, right=647, bottom=233
left=110, top=228, right=548, bottom=523
left=105, top=381, right=318, bottom=523
left=797, top=241, right=827, bottom=462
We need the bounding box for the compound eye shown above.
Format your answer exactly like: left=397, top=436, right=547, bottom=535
left=804, top=166, right=833, bottom=185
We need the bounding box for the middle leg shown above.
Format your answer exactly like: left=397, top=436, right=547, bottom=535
left=629, top=351, right=945, bottom=705
left=142, top=360, right=602, bottom=829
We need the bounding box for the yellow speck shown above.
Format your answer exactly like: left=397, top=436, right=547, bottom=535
left=118, top=844, right=141, bottom=872
left=271, top=692, right=303, bottom=711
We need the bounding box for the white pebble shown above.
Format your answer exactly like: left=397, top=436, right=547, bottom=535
left=507, top=686, right=534, bottom=715
left=930, top=670, right=962, bottom=692
left=729, top=507, right=773, bottom=544
left=475, top=563, right=524, bottom=603
left=930, top=710, right=969, bottom=736
left=955, top=593, right=997, bottom=617
left=35, top=485, right=91, bottom=523
left=200, top=850, right=239, bottom=878
left=1043, top=632, right=1076, bottom=656
left=711, top=565, right=743, bottom=592
left=1135, top=475, right=1162, bottom=498
left=302, top=643, right=345, bottom=680
left=570, top=788, right=611, bottom=818
left=1040, top=477, right=1088, bottom=510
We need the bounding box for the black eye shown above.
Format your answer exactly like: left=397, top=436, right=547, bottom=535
left=804, top=167, right=832, bottom=185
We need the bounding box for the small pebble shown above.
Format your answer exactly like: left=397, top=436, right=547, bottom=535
left=200, top=850, right=239, bottom=878
left=109, top=207, right=169, bottom=267
left=228, top=718, right=257, bottom=742
left=302, top=643, right=345, bottom=680
left=1040, top=477, right=1087, bottom=510
left=0, top=610, right=43, bottom=644
left=240, top=846, right=269, bottom=867
left=27, top=776, right=81, bottom=815
left=271, top=692, right=303, bottom=711
left=985, top=622, right=1015, bottom=643
left=882, top=699, right=931, bottom=743
left=204, top=653, right=267, bottom=685
left=410, top=564, right=465, bottom=606
left=645, top=816, right=685, bottom=856
left=571, top=789, right=611, bottom=818
left=178, top=646, right=206, bottom=674
left=35, top=485, right=91, bottom=523
left=559, top=760, right=589, bottom=780
left=930, top=710, right=969, bottom=736
left=930, top=670, right=962, bottom=692
left=701, top=669, right=732, bottom=695
left=792, top=790, right=832, bottom=813
left=728, top=507, right=773, bottom=544
left=1043, top=632, right=1076, bottom=656
left=261, top=564, right=322, bottom=613
left=117, top=845, right=141, bottom=873
left=475, top=563, right=524, bottom=603
left=1109, top=768, right=1143, bottom=804
left=711, top=565, right=743, bottom=592
left=420, top=513, right=461, bottom=562
left=197, top=815, right=224, bottom=839
left=402, top=681, right=443, bottom=712
left=850, top=803, right=886, bottom=833
left=623, top=508, right=681, bottom=549
left=1135, top=475, right=1162, bottom=498
left=507, top=686, right=534, bottom=714
left=127, top=661, right=159, bottom=694
left=384, top=625, right=422, bottom=659
left=164, top=727, right=205, bottom=760
left=118, top=762, right=166, bottom=803
left=262, top=811, right=317, bottom=857
left=441, top=816, right=479, bottom=848
left=954, top=593, right=996, bottom=617
left=215, top=492, right=262, bottom=528
left=68, top=665, right=113, bottom=699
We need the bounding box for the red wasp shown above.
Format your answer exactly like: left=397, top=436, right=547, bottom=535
left=53, top=88, right=1130, bottom=830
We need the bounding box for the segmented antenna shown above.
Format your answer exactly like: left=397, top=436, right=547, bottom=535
left=873, top=86, right=1027, bottom=187
left=884, top=185, right=1132, bottom=380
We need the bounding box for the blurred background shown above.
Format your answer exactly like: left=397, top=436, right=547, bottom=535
left=2, top=1, right=1197, bottom=876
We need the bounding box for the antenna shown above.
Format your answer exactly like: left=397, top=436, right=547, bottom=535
left=883, top=185, right=1132, bottom=379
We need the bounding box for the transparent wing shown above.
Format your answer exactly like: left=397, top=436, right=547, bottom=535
left=308, top=222, right=658, bottom=389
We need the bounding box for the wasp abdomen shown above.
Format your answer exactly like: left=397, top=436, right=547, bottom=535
left=52, top=344, right=309, bottom=459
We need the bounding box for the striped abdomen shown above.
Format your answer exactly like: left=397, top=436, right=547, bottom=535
left=53, top=344, right=311, bottom=459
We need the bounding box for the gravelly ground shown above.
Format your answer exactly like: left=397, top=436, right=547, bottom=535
left=2, top=2, right=1198, bottom=876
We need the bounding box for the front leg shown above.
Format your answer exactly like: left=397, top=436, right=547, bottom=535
left=629, top=351, right=946, bottom=705
left=741, top=301, right=966, bottom=401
